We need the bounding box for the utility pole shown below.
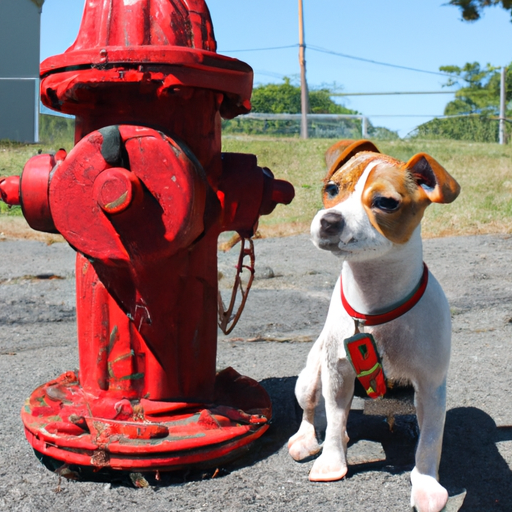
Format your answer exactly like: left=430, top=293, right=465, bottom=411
left=298, top=0, right=309, bottom=139
left=499, top=66, right=506, bottom=145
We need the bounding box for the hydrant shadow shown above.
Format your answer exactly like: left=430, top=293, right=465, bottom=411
left=217, top=376, right=302, bottom=473
left=151, top=376, right=302, bottom=485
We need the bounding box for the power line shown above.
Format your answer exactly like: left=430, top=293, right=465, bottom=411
left=334, top=89, right=505, bottom=97
left=253, top=70, right=289, bottom=79
left=364, top=114, right=503, bottom=118
left=368, top=114, right=452, bottom=118
left=307, top=45, right=464, bottom=81
left=332, top=91, right=457, bottom=96
left=219, top=42, right=466, bottom=81
left=220, top=44, right=298, bottom=53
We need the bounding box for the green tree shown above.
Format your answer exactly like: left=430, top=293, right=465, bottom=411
left=411, top=61, right=512, bottom=142
left=39, top=114, right=75, bottom=144
left=250, top=78, right=358, bottom=115
left=449, top=0, right=512, bottom=21
left=440, top=62, right=512, bottom=116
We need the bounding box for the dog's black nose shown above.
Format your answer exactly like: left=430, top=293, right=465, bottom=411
left=320, top=211, right=344, bottom=236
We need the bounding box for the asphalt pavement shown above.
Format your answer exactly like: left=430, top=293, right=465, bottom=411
left=1, top=233, right=511, bottom=511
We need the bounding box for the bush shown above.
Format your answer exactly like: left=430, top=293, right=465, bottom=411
left=39, top=114, right=75, bottom=146
left=410, top=115, right=511, bottom=143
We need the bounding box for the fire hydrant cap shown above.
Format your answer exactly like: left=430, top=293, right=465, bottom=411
left=40, top=0, right=252, bottom=118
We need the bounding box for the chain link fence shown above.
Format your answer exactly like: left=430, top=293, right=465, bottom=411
left=411, top=114, right=512, bottom=143
left=37, top=112, right=511, bottom=144
left=222, top=113, right=368, bottom=139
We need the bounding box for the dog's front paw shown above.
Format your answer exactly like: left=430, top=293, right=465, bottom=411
left=309, top=451, right=347, bottom=482
left=410, top=467, right=448, bottom=512
left=288, top=427, right=321, bottom=461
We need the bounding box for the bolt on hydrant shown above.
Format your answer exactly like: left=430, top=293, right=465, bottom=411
left=0, top=0, right=294, bottom=477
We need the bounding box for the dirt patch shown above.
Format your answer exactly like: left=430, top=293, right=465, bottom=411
left=0, top=216, right=64, bottom=244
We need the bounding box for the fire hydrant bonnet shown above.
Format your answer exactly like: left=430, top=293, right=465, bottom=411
left=40, top=0, right=253, bottom=119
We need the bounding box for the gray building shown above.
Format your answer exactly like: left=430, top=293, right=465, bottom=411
left=0, top=0, right=44, bottom=143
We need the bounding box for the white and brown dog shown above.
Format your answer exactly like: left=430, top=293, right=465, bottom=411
left=288, top=140, right=460, bottom=512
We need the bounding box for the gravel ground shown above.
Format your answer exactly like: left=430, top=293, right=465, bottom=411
left=1, top=233, right=511, bottom=511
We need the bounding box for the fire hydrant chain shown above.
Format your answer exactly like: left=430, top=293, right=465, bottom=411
left=218, top=237, right=255, bottom=335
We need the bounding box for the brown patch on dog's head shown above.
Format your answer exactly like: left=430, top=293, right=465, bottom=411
left=323, top=153, right=376, bottom=208
left=325, top=139, right=380, bottom=180
left=362, top=165, right=427, bottom=244
left=322, top=152, right=401, bottom=209
left=322, top=140, right=381, bottom=209
left=361, top=154, right=461, bottom=244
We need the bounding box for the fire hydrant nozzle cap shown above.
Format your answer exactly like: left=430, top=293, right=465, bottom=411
left=94, top=168, right=143, bottom=215
left=0, top=176, right=21, bottom=206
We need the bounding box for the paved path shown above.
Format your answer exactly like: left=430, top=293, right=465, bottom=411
left=0, top=234, right=511, bottom=511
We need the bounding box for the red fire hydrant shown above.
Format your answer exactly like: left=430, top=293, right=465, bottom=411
left=0, top=0, right=294, bottom=476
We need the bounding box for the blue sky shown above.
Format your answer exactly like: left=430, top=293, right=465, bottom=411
left=40, top=0, right=512, bottom=137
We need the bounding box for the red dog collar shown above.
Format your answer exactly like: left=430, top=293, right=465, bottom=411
left=341, top=263, right=429, bottom=326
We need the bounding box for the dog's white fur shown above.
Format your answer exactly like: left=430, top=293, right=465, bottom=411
left=288, top=143, right=460, bottom=512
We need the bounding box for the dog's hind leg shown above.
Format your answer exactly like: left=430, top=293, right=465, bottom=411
left=288, top=335, right=324, bottom=461
left=308, top=354, right=354, bottom=482
left=410, top=381, right=449, bottom=512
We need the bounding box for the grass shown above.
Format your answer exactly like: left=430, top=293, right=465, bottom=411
left=0, top=136, right=74, bottom=242
left=2, top=133, right=512, bottom=240
left=223, top=136, right=512, bottom=239
left=222, top=136, right=332, bottom=237
left=0, top=133, right=74, bottom=179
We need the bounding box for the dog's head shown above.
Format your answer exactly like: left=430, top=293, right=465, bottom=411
left=311, top=140, right=460, bottom=260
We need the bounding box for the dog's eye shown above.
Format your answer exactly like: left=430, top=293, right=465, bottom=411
left=372, top=196, right=400, bottom=211
left=324, top=182, right=339, bottom=199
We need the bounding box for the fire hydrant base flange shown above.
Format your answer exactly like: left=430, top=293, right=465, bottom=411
left=21, top=367, right=271, bottom=474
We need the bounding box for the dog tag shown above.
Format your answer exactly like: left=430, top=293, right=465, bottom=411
left=344, top=333, right=386, bottom=399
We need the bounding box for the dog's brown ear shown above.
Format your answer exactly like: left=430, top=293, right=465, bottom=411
left=406, top=153, right=460, bottom=204
left=326, top=139, right=380, bottom=179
